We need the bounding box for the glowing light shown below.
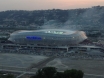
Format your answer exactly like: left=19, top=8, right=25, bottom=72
left=45, top=31, right=65, bottom=34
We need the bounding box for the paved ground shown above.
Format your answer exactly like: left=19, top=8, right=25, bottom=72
left=46, top=58, right=104, bottom=78
left=1, top=53, right=104, bottom=78
left=0, top=53, right=48, bottom=68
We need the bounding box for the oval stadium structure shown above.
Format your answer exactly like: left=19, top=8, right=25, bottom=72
left=8, top=29, right=87, bottom=46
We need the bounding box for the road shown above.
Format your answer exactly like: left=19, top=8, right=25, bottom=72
left=16, top=56, right=56, bottom=78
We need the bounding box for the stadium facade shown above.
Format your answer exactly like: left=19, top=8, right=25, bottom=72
left=1, top=29, right=104, bottom=56
left=0, top=29, right=88, bottom=52
left=8, top=29, right=87, bottom=46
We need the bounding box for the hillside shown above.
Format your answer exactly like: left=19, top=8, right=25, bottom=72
left=0, top=6, right=104, bottom=30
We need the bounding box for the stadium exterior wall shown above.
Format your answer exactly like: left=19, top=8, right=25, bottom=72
left=8, top=29, right=87, bottom=46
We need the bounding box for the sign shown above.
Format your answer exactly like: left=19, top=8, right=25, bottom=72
left=26, top=36, right=41, bottom=40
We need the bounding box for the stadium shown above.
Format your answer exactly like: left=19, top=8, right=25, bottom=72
left=1, top=29, right=104, bottom=55
left=0, top=29, right=87, bottom=52
left=8, top=29, right=87, bottom=46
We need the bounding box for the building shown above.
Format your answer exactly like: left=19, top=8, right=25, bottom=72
left=8, top=29, right=87, bottom=46
left=2, top=29, right=87, bottom=52
left=1, top=29, right=104, bottom=57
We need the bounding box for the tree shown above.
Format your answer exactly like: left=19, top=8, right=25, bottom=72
left=64, top=70, right=71, bottom=78
left=30, top=67, right=84, bottom=78
left=0, top=73, right=15, bottom=78
left=77, top=70, right=84, bottom=78
left=64, top=69, right=84, bottom=78
left=36, top=67, right=57, bottom=78
left=5, top=74, right=15, bottom=78
left=55, top=72, right=64, bottom=78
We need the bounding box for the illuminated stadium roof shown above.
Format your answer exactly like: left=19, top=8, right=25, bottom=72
left=39, top=29, right=75, bottom=35
left=12, top=29, right=75, bottom=35
left=8, top=29, right=87, bottom=45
